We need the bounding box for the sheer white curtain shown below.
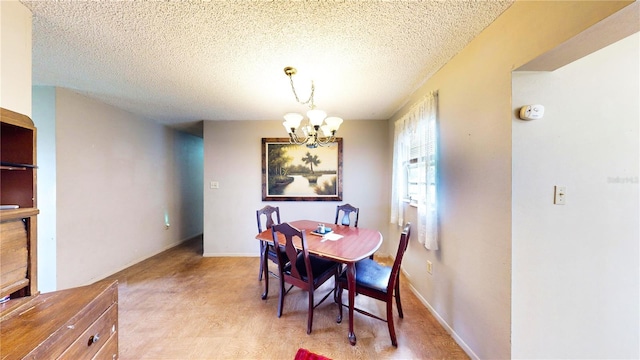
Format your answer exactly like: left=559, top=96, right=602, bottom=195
left=390, top=91, right=438, bottom=250
left=390, top=118, right=408, bottom=227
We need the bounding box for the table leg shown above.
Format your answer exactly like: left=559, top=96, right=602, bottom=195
left=347, top=262, right=357, bottom=345
left=261, top=244, right=269, bottom=300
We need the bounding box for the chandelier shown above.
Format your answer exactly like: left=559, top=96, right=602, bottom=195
left=282, top=66, right=343, bottom=148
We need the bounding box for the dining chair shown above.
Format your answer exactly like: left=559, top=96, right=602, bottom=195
left=256, top=205, right=286, bottom=300
left=336, top=222, right=411, bottom=346
left=334, top=203, right=359, bottom=227
left=271, top=222, right=341, bottom=334
left=335, top=203, right=374, bottom=260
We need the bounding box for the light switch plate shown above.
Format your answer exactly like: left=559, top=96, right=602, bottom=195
left=554, top=186, right=566, bottom=205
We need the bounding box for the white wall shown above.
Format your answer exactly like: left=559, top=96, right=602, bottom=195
left=32, top=86, right=57, bottom=292
left=0, top=0, right=31, bottom=116
left=512, top=33, right=639, bottom=359
left=55, top=88, right=203, bottom=289
left=387, top=2, right=634, bottom=359
left=202, top=119, right=389, bottom=257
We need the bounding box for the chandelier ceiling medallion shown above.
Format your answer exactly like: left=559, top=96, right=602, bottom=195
left=282, top=66, right=343, bottom=148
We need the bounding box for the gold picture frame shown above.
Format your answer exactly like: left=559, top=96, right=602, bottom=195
left=262, top=138, right=343, bottom=201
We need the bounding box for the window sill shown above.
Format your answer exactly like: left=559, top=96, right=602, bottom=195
left=403, top=198, right=418, bottom=208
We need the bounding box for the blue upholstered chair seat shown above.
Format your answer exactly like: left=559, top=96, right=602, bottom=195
left=339, top=258, right=391, bottom=294
left=336, top=223, right=411, bottom=346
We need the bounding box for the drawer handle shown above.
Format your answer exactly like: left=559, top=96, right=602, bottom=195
left=87, top=333, right=100, bottom=346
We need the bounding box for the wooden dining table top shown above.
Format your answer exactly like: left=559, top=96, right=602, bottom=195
left=255, top=219, right=383, bottom=263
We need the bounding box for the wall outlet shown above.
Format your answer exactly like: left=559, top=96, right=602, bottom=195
left=427, top=260, right=433, bottom=275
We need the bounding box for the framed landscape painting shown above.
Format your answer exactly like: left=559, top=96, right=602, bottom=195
left=262, top=138, right=343, bottom=201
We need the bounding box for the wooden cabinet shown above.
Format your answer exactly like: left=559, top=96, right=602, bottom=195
left=0, top=108, right=119, bottom=359
left=0, top=280, right=119, bottom=360
left=1, top=107, right=38, bottom=300
left=0, top=108, right=37, bottom=209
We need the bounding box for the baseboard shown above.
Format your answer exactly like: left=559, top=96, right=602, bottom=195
left=202, top=252, right=258, bottom=257
left=88, top=234, right=202, bottom=286
left=402, top=269, right=480, bottom=360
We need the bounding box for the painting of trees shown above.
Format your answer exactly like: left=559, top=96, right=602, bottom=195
left=262, top=138, right=343, bottom=201
left=301, top=152, right=321, bottom=174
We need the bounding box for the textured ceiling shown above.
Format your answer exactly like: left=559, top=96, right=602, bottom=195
left=22, top=0, right=513, bottom=132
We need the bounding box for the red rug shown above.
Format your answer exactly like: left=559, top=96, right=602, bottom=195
left=294, top=348, right=332, bottom=360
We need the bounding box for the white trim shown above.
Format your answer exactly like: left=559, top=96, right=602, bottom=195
left=72, top=237, right=193, bottom=290
left=202, top=252, right=259, bottom=257
left=403, top=268, right=480, bottom=360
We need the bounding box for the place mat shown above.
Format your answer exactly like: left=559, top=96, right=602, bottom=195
left=320, top=233, right=343, bottom=242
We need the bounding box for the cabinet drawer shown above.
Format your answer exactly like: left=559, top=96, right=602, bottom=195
left=92, top=329, right=118, bottom=360
left=58, top=303, right=118, bottom=360
left=0, top=280, right=118, bottom=359
left=0, top=218, right=28, bottom=296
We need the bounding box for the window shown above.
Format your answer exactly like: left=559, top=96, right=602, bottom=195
left=391, top=91, right=438, bottom=250
left=406, top=159, right=423, bottom=206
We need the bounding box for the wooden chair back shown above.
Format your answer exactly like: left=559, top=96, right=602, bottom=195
left=335, top=203, right=359, bottom=227
left=271, top=222, right=340, bottom=334
left=388, top=223, right=412, bottom=290
left=271, top=222, right=312, bottom=289
left=256, top=205, right=281, bottom=286
left=256, top=205, right=280, bottom=233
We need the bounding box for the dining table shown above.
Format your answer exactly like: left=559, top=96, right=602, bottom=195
left=255, top=219, right=383, bottom=346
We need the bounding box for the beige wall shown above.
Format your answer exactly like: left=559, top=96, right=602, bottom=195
left=0, top=2, right=203, bottom=291
left=202, top=119, right=390, bottom=256
left=512, top=33, right=639, bottom=358
left=0, top=0, right=31, bottom=115
left=5, top=0, right=637, bottom=358
left=387, top=1, right=634, bottom=359
left=55, top=88, right=203, bottom=289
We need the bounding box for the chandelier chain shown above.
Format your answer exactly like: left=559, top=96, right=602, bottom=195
left=282, top=66, right=342, bottom=148
left=288, top=75, right=315, bottom=108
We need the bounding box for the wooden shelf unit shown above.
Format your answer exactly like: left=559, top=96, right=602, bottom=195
left=0, top=108, right=119, bottom=359
left=1, top=107, right=38, bottom=300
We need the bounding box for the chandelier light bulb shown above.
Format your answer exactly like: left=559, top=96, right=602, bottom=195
left=282, top=66, right=341, bottom=148
left=324, top=116, right=343, bottom=132
left=282, top=121, right=292, bottom=134
left=306, top=109, right=327, bottom=127
left=283, top=112, right=304, bottom=130
left=320, top=125, right=331, bottom=137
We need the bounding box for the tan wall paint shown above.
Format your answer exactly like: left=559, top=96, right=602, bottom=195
left=55, top=88, right=203, bottom=289
left=4, top=0, right=635, bottom=357
left=387, top=1, right=634, bottom=359
left=0, top=0, right=32, bottom=115
left=202, top=119, right=390, bottom=256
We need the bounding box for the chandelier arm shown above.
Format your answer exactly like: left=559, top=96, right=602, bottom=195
left=282, top=66, right=339, bottom=148
left=288, top=131, right=309, bottom=146
left=316, top=134, right=337, bottom=146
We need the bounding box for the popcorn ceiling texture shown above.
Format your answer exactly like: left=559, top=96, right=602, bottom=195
left=22, top=0, right=513, bottom=126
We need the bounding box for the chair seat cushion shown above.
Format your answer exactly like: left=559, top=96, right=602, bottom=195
left=289, top=253, right=339, bottom=284
left=340, top=258, right=391, bottom=293
left=267, top=245, right=288, bottom=261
